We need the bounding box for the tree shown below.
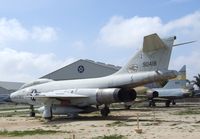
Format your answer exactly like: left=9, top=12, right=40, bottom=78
left=192, top=74, right=200, bottom=89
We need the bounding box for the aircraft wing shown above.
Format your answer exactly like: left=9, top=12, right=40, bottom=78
left=26, top=90, right=88, bottom=99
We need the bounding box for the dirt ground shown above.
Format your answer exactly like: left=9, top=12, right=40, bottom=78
left=0, top=102, right=200, bottom=139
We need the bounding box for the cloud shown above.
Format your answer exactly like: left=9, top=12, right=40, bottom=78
left=97, top=11, right=200, bottom=79
left=97, top=11, right=200, bottom=48
left=0, top=48, right=75, bottom=82
left=31, top=26, right=57, bottom=42
left=0, top=18, right=57, bottom=44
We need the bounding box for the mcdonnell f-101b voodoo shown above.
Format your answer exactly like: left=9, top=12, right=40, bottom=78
left=7, top=33, right=178, bottom=120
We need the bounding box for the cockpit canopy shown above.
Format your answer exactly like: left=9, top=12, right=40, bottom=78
left=20, top=78, right=54, bottom=89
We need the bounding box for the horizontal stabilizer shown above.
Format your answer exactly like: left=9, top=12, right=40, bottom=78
left=143, top=33, right=166, bottom=52
left=173, top=41, right=196, bottom=47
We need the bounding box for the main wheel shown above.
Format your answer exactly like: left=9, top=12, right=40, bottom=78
left=165, top=100, right=171, bottom=107
left=100, top=106, right=110, bottom=118
left=172, top=100, right=176, bottom=105
left=124, top=105, right=131, bottom=110
left=149, top=100, right=156, bottom=107
left=30, top=111, right=35, bottom=117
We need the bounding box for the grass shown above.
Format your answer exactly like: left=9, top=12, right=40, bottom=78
left=0, top=129, right=62, bottom=137
left=93, top=134, right=126, bottom=139
left=173, top=108, right=200, bottom=115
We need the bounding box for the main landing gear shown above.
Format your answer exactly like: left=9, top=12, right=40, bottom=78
left=29, top=105, right=35, bottom=117
left=149, top=100, right=156, bottom=107
left=100, top=105, right=110, bottom=118
left=165, top=100, right=176, bottom=107
left=165, top=100, right=172, bottom=107
left=172, top=100, right=176, bottom=105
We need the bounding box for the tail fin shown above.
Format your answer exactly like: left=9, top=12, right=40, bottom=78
left=173, top=65, right=186, bottom=80
left=163, top=65, right=186, bottom=89
left=115, top=33, right=176, bottom=74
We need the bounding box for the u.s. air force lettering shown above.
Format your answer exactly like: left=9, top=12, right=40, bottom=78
left=143, top=61, right=157, bottom=67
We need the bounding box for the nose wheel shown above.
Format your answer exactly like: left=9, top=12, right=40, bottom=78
left=100, top=105, right=110, bottom=118
left=29, top=105, right=35, bottom=117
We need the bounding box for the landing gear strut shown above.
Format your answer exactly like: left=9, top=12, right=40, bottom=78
left=172, top=100, right=176, bottom=105
left=165, top=100, right=171, bottom=107
left=100, top=105, right=110, bottom=118
left=149, top=100, right=156, bottom=107
left=30, top=105, right=35, bottom=117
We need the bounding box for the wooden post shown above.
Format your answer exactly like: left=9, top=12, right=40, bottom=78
left=72, top=134, right=75, bottom=139
left=135, top=113, right=142, bottom=133
left=153, top=107, right=155, bottom=123
left=137, top=113, right=139, bottom=129
left=71, top=130, right=75, bottom=139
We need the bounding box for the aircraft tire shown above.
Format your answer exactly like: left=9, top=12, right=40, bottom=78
left=124, top=105, right=131, bottom=110
left=30, top=112, right=35, bottom=117
left=149, top=100, right=156, bottom=107
left=152, top=101, right=156, bottom=107
left=172, top=100, right=176, bottom=105
left=100, top=106, right=110, bottom=117
left=165, top=100, right=171, bottom=107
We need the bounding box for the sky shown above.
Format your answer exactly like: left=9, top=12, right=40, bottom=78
left=0, top=0, right=199, bottom=82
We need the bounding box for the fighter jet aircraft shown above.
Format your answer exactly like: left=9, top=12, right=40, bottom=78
left=147, top=65, right=192, bottom=107
left=7, top=33, right=178, bottom=120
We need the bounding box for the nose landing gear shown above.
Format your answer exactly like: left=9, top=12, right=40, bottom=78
left=30, top=105, right=35, bottom=117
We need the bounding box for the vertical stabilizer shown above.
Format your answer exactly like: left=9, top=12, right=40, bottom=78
left=163, top=65, right=186, bottom=89
left=115, top=33, right=176, bottom=74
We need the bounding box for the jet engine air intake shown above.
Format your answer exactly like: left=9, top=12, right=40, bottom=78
left=96, top=88, right=137, bottom=104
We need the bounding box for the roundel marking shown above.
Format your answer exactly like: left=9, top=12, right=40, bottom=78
left=30, top=89, right=38, bottom=101
left=77, top=65, right=84, bottom=73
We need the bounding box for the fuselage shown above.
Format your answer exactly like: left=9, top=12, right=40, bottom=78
left=10, top=70, right=177, bottom=106
left=153, top=88, right=191, bottom=99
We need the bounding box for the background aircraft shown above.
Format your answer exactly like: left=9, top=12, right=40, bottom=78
left=147, top=65, right=192, bottom=107
left=7, top=33, right=177, bottom=120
